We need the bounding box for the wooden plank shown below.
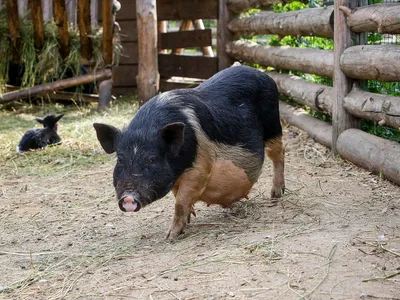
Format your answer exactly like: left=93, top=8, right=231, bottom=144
left=136, top=0, right=159, bottom=105
left=159, top=29, right=212, bottom=50
left=119, top=42, right=139, bottom=64
left=218, top=0, right=236, bottom=70
left=192, top=19, right=214, bottom=57
left=6, top=0, right=21, bottom=59
left=158, top=21, right=168, bottom=53
left=332, top=0, right=360, bottom=154
left=113, top=65, right=139, bottom=87
left=102, top=0, right=114, bottom=65
left=118, top=20, right=138, bottom=42
left=78, top=0, right=93, bottom=63
left=173, top=20, right=192, bottom=54
left=54, top=0, right=70, bottom=59
left=158, top=54, right=218, bottom=79
left=157, top=0, right=218, bottom=21
left=30, top=0, right=45, bottom=49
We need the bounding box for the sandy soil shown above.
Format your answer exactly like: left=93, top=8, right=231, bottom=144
left=1, top=126, right=399, bottom=300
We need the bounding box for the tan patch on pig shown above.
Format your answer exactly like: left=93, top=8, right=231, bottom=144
left=265, top=136, right=285, bottom=198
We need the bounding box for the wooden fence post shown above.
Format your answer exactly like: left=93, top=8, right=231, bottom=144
left=6, top=0, right=21, bottom=60
left=30, top=0, right=45, bottom=50
left=78, top=0, right=93, bottom=64
left=218, top=0, right=236, bottom=70
left=332, top=0, right=360, bottom=153
left=136, top=0, right=159, bottom=106
left=53, top=0, right=70, bottom=60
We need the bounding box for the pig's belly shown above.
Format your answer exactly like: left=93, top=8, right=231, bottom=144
left=199, top=160, right=258, bottom=208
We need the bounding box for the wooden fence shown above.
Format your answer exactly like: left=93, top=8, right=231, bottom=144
left=0, top=0, right=126, bottom=111
left=224, top=0, right=400, bottom=185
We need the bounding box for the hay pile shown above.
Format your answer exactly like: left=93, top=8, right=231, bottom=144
left=0, top=6, right=122, bottom=93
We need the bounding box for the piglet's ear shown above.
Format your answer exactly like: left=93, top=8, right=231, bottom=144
left=35, top=117, right=44, bottom=124
left=161, top=122, right=185, bottom=156
left=93, top=123, right=120, bottom=154
left=54, top=114, right=64, bottom=123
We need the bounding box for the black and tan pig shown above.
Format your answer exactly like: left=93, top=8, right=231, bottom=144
left=94, top=65, right=285, bottom=239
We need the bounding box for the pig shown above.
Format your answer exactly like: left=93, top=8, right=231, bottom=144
left=17, top=114, right=64, bottom=152
left=93, top=65, right=285, bottom=239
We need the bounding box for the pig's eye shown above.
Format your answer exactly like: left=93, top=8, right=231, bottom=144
left=148, top=156, right=157, bottom=165
left=117, top=156, right=124, bottom=165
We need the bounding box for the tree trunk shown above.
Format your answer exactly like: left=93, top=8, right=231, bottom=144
left=279, top=102, right=332, bottom=148
left=337, top=129, right=400, bottom=186
left=340, top=3, right=400, bottom=34
left=343, top=86, right=400, bottom=129
left=340, top=45, right=400, bottom=82
left=226, top=40, right=334, bottom=77
left=30, top=0, right=45, bottom=50
left=192, top=19, right=214, bottom=57
left=53, top=0, right=70, bottom=60
left=268, top=72, right=333, bottom=115
left=136, top=0, right=159, bottom=105
left=226, top=0, right=299, bottom=14
left=0, top=69, right=112, bottom=104
left=228, top=7, right=334, bottom=38
left=78, top=0, right=93, bottom=64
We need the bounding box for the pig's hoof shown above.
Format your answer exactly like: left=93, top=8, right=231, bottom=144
left=165, top=226, right=185, bottom=240
left=270, top=185, right=285, bottom=199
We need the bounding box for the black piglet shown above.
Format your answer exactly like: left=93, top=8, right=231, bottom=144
left=17, top=114, right=64, bottom=153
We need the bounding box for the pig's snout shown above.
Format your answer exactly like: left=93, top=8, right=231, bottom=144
left=118, top=194, right=141, bottom=212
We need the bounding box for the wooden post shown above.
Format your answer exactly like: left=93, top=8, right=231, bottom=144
left=30, top=0, right=45, bottom=50
left=53, top=0, right=70, bottom=60
left=136, top=0, right=159, bottom=106
left=102, top=0, right=114, bottom=65
left=218, top=0, right=236, bottom=70
left=192, top=19, right=214, bottom=57
left=332, top=0, right=360, bottom=154
left=6, top=0, right=21, bottom=60
left=78, top=0, right=93, bottom=64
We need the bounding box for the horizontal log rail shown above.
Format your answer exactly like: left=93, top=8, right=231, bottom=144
left=340, top=45, right=400, bottom=82
left=0, top=69, right=112, bottom=104
left=343, top=86, right=400, bottom=129
left=268, top=72, right=333, bottom=115
left=339, top=3, right=400, bottom=34
left=279, top=101, right=333, bottom=148
left=337, top=129, right=400, bottom=186
left=226, top=40, right=334, bottom=77
left=228, top=7, right=334, bottom=39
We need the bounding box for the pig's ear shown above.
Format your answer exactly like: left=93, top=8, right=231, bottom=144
left=161, top=122, right=185, bottom=156
left=35, top=117, right=44, bottom=124
left=54, top=114, right=64, bottom=123
left=93, top=123, right=120, bottom=154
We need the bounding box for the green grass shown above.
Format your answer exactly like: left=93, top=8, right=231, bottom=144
left=0, top=96, right=139, bottom=178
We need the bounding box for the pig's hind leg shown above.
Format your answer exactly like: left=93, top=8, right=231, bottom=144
left=265, top=135, right=285, bottom=198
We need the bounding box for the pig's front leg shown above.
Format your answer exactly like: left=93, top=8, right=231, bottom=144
left=166, top=162, right=211, bottom=239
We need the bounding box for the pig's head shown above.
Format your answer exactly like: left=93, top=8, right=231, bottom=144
left=93, top=122, right=185, bottom=212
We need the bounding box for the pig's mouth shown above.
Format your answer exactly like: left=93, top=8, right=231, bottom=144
left=118, top=194, right=142, bottom=212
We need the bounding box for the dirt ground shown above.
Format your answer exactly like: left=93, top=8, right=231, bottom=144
left=1, top=124, right=399, bottom=300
